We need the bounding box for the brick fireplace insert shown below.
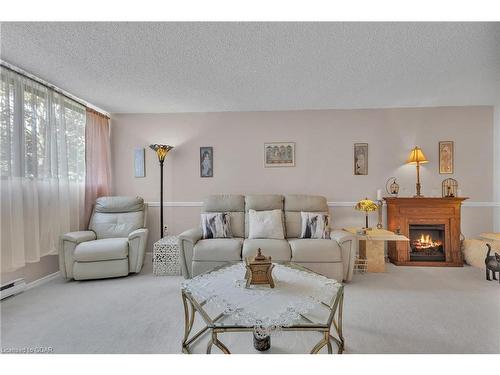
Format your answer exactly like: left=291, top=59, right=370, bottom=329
left=385, top=197, right=468, bottom=267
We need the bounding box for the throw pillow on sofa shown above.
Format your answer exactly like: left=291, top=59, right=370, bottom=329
left=201, top=212, right=233, bottom=239
left=300, top=212, right=331, bottom=239
left=248, top=209, right=285, bottom=239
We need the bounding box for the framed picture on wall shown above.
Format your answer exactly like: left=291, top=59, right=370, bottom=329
left=439, top=141, right=454, bottom=174
left=354, top=143, right=368, bottom=175
left=134, top=148, right=145, bottom=177
left=264, top=142, right=295, bottom=167
left=200, top=146, right=214, bottom=177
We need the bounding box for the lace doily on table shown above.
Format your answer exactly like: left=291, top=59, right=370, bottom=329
left=182, top=263, right=341, bottom=335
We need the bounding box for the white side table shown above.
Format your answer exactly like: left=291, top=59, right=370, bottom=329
left=153, top=236, right=181, bottom=276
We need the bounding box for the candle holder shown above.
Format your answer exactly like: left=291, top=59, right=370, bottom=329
left=376, top=200, right=383, bottom=229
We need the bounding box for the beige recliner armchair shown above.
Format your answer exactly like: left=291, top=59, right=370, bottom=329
left=59, top=196, right=148, bottom=280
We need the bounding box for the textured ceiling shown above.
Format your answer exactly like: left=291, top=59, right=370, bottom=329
left=1, top=22, right=499, bottom=113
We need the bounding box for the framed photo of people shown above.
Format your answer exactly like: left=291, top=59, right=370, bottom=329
left=200, top=146, right=214, bottom=177
left=264, top=142, right=295, bottom=167
left=439, top=141, right=454, bottom=174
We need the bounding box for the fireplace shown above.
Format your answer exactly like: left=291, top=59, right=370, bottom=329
left=385, top=197, right=467, bottom=267
left=409, top=224, right=445, bottom=262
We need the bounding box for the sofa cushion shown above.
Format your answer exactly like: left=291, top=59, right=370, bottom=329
left=193, top=238, right=243, bottom=261
left=74, top=238, right=129, bottom=262
left=203, top=194, right=245, bottom=212
left=245, top=194, right=283, bottom=211
left=285, top=211, right=330, bottom=238
left=245, top=195, right=285, bottom=238
left=248, top=209, right=284, bottom=239
left=299, top=212, right=331, bottom=239
left=202, top=195, right=245, bottom=238
left=284, top=195, right=329, bottom=238
left=284, top=194, right=328, bottom=212
left=201, top=212, right=233, bottom=239
left=288, top=239, right=342, bottom=262
left=95, top=196, right=144, bottom=213
left=90, top=211, right=144, bottom=239
left=242, top=239, right=291, bottom=261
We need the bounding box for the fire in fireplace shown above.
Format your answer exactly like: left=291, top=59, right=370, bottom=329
left=409, top=224, right=445, bottom=261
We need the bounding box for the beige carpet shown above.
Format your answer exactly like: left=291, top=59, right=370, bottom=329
left=1, top=257, right=499, bottom=354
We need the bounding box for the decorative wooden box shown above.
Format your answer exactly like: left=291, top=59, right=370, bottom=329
left=245, top=248, right=275, bottom=288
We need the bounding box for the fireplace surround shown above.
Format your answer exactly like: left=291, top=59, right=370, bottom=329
left=385, top=197, right=467, bottom=267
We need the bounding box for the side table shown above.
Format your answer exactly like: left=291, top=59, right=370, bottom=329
left=153, top=236, right=181, bottom=276
left=343, top=228, right=409, bottom=273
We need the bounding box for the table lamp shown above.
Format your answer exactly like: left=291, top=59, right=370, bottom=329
left=406, top=146, right=428, bottom=197
left=150, top=144, right=174, bottom=238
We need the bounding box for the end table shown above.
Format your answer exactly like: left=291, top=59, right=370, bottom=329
left=153, top=235, right=181, bottom=276
left=343, top=228, right=409, bottom=273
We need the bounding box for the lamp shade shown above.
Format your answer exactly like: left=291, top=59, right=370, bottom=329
left=406, top=146, right=428, bottom=164
left=149, top=144, right=174, bottom=163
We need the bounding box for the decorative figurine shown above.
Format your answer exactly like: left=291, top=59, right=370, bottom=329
left=245, top=248, right=275, bottom=288
left=485, top=244, right=500, bottom=283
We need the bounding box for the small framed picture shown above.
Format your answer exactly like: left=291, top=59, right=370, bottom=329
left=200, top=146, right=213, bottom=177
left=134, top=148, right=145, bottom=178
left=264, top=142, right=295, bottom=167
left=354, top=143, right=368, bottom=175
left=439, top=141, right=454, bottom=174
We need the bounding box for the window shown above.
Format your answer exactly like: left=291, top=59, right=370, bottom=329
left=0, top=67, right=86, bottom=271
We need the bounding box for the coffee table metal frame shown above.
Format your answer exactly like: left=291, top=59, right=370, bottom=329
left=181, top=262, right=344, bottom=354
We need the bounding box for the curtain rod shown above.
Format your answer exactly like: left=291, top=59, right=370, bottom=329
left=0, top=60, right=110, bottom=119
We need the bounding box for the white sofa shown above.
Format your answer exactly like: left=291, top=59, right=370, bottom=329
left=179, top=194, right=357, bottom=282
left=59, top=196, right=149, bottom=280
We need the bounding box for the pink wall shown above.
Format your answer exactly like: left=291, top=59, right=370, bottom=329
left=111, top=106, right=494, bottom=249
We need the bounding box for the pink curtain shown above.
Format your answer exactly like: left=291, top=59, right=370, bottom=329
left=84, top=109, right=112, bottom=228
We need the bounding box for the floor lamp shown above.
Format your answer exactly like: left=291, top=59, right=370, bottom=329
left=150, top=144, right=174, bottom=238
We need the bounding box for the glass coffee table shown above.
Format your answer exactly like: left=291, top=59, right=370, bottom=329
left=181, top=262, right=344, bottom=354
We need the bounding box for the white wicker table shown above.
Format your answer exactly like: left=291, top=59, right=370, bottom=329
left=153, top=236, right=180, bottom=276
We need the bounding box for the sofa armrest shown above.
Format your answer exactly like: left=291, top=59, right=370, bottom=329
left=128, top=228, right=149, bottom=273
left=59, top=231, right=96, bottom=279
left=179, top=227, right=203, bottom=279
left=331, top=230, right=357, bottom=282
left=62, top=231, right=96, bottom=244
left=179, top=227, right=203, bottom=244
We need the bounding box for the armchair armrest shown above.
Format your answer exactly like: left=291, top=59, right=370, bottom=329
left=330, top=229, right=357, bottom=282
left=128, top=228, right=149, bottom=273
left=62, top=230, right=96, bottom=244
left=179, top=227, right=203, bottom=279
left=59, top=231, right=96, bottom=279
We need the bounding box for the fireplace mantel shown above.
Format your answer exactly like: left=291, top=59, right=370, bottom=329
left=385, top=197, right=468, bottom=267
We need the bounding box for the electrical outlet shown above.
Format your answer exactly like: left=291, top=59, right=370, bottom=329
left=163, top=225, right=168, bottom=236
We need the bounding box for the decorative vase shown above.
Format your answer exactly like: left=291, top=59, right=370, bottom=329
left=253, top=331, right=271, bottom=351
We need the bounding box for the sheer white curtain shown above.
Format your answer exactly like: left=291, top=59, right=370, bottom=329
left=0, top=67, right=86, bottom=272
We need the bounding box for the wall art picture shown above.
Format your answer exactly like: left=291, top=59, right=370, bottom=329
left=439, top=141, right=454, bottom=174
left=354, top=143, right=368, bottom=175
left=134, top=147, right=145, bottom=178
left=200, top=146, right=214, bottom=177
left=264, top=142, right=295, bottom=167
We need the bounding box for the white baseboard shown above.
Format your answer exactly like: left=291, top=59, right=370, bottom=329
left=25, top=271, right=61, bottom=291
